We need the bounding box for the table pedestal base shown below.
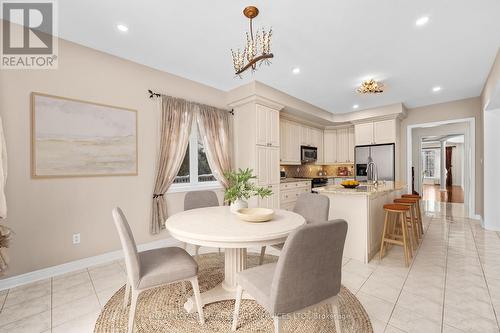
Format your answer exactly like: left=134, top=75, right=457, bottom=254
left=184, top=248, right=252, bottom=313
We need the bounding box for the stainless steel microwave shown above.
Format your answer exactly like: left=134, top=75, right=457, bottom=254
left=301, top=146, right=317, bottom=163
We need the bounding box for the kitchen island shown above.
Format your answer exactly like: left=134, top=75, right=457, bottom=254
left=314, top=182, right=406, bottom=263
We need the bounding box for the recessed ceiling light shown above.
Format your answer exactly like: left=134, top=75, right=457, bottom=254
left=415, top=16, right=430, bottom=27
left=292, top=67, right=300, bottom=74
left=117, top=24, right=129, bottom=32
left=353, top=104, right=359, bottom=109
left=432, top=86, right=442, bottom=92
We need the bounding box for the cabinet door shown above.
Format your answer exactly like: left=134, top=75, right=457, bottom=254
left=323, top=130, right=337, bottom=164
left=268, top=147, right=281, bottom=185
left=268, top=109, right=280, bottom=147
left=280, top=120, right=287, bottom=162
left=259, top=184, right=280, bottom=209
left=256, top=105, right=268, bottom=146
left=354, top=123, right=374, bottom=146
left=300, top=126, right=312, bottom=146
left=337, top=128, right=349, bottom=162
left=348, top=127, right=355, bottom=163
left=311, top=128, right=324, bottom=164
left=256, top=146, right=269, bottom=185
left=373, top=119, right=396, bottom=144
left=289, top=122, right=301, bottom=163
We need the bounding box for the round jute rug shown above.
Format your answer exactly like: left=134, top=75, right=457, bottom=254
left=94, top=253, right=373, bottom=333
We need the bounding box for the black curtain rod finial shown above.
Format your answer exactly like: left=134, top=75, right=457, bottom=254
left=148, top=89, right=161, bottom=98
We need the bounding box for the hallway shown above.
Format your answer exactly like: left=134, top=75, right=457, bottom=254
left=423, top=184, right=464, bottom=203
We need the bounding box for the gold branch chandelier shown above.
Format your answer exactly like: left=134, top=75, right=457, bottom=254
left=231, top=6, right=274, bottom=77
left=357, top=79, right=385, bottom=94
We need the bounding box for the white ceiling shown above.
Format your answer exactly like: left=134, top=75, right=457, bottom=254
left=57, top=0, right=500, bottom=113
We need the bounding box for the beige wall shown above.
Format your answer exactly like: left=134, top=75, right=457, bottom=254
left=0, top=38, right=226, bottom=278
left=400, top=98, right=483, bottom=215
left=482, top=49, right=500, bottom=109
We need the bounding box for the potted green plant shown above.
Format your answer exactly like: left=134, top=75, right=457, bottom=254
left=224, top=168, right=272, bottom=213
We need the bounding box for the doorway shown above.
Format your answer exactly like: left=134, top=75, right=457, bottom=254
left=407, top=118, right=475, bottom=217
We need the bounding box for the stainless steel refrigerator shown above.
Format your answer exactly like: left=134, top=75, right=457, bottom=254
left=355, top=144, right=395, bottom=181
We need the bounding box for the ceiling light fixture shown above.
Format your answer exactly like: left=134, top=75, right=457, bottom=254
left=117, top=24, right=128, bottom=32
left=357, top=79, right=384, bottom=94
left=292, top=67, right=300, bottom=74
left=432, top=86, right=442, bottom=92
left=353, top=104, right=359, bottom=109
left=415, top=16, right=429, bottom=27
left=231, top=6, right=273, bottom=77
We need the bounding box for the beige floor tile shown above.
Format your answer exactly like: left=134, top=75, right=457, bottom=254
left=52, top=294, right=100, bottom=327
left=444, top=305, right=499, bottom=333
left=396, top=290, right=442, bottom=323
left=52, top=310, right=100, bottom=333
left=341, top=270, right=368, bottom=294
left=370, top=318, right=387, bottom=333
left=356, top=292, right=395, bottom=323
left=90, top=271, right=126, bottom=293
left=0, top=310, right=50, bottom=333
left=385, top=324, right=407, bottom=333
left=52, top=271, right=91, bottom=292
left=3, top=280, right=51, bottom=308
left=442, top=324, right=466, bottom=333
left=96, top=286, right=121, bottom=307
left=88, top=262, right=124, bottom=281
left=0, top=295, right=51, bottom=326
left=359, top=276, right=402, bottom=303
left=389, top=304, right=442, bottom=333
left=52, top=279, right=95, bottom=308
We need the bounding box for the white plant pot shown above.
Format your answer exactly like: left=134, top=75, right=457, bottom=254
left=230, top=199, right=248, bottom=213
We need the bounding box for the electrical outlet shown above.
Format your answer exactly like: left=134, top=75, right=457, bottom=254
left=72, top=233, right=81, bottom=245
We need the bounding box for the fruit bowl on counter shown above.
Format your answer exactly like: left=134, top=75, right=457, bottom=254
left=341, top=180, right=360, bottom=189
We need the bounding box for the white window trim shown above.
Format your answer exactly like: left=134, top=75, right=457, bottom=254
left=168, top=119, right=222, bottom=194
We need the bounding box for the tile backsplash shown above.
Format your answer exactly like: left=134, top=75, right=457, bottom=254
left=281, top=164, right=354, bottom=178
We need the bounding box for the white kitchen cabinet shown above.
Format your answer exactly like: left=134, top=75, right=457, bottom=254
left=256, top=146, right=280, bottom=185
left=374, top=119, right=396, bottom=144
left=324, top=130, right=338, bottom=164
left=300, top=126, right=313, bottom=146
left=259, top=184, right=280, bottom=209
left=337, top=128, right=349, bottom=163
left=348, top=127, right=355, bottom=162
left=354, top=123, right=374, bottom=146
left=355, top=119, right=397, bottom=146
left=279, top=120, right=301, bottom=165
left=311, top=127, right=324, bottom=164
left=256, top=104, right=279, bottom=147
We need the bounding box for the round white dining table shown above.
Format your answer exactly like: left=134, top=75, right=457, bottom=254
left=165, top=206, right=305, bottom=313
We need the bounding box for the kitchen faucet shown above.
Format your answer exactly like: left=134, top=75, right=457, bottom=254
left=367, top=156, right=379, bottom=185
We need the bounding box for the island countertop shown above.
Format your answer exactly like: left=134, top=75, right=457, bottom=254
left=313, top=181, right=406, bottom=196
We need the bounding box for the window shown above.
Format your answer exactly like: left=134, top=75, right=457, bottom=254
left=171, top=121, right=219, bottom=191
left=422, top=149, right=440, bottom=178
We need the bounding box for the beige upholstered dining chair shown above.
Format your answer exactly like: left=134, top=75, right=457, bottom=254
left=259, top=193, right=330, bottom=264
left=112, top=207, right=205, bottom=333
left=184, top=190, right=220, bottom=255
left=232, top=219, right=348, bottom=332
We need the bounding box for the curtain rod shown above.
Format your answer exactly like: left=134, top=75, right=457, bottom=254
left=147, top=89, right=234, bottom=115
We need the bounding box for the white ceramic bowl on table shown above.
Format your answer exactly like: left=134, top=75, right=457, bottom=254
left=235, top=208, right=275, bottom=222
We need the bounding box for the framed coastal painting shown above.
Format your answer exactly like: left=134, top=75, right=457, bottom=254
left=31, top=92, right=138, bottom=178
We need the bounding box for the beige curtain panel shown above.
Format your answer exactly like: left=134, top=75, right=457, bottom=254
left=196, top=105, right=231, bottom=189
left=151, top=96, right=193, bottom=234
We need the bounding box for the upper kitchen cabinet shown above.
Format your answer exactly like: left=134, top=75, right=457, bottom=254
left=354, top=119, right=397, bottom=146
left=348, top=127, right=355, bottom=162
left=256, top=104, right=280, bottom=147
left=280, top=119, right=301, bottom=165
left=324, top=129, right=338, bottom=164
left=300, top=126, right=313, bottom=146
left=311, top=127, right=324, bottom=164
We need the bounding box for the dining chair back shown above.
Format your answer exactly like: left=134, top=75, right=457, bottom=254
left=293, top=193, right=330, bottom=224
left=184, top=190, right=219, bottom=210
left=112, top=207, right=141, bottom=288
left=270, top=219, right=348, bottom=314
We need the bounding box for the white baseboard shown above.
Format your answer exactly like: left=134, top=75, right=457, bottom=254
left=0, top=237, right=182, bottom=291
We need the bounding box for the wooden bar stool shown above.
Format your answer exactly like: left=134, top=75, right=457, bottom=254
left=394, top=198, right=419, bottom=248
left=402, top=194, right=423, bottom=236
left=380, top=204, right=412, bottom=266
